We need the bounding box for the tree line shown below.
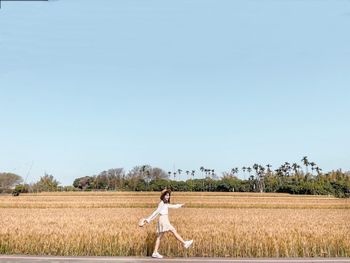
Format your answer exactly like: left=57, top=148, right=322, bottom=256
left=1, top=156, right=349, bottom=198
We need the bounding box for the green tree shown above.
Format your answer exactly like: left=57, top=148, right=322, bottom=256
left=0, top=173, right=23, bottom=193
left=32, top=173, right=60, bottom=192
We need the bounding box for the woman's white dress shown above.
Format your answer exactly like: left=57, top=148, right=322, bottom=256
left=145, top=200, right=183, bottom=234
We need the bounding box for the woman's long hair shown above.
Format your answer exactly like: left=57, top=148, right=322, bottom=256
left=160, top=189, right=171, bottom=203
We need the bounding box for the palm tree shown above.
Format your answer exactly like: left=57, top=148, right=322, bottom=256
left=203, top=168, right=214, bottom=191
left=231, top=167, right=239, bottom=177
left=199, top=166, right=205, bottom=178
left=242, top=166, right=247, bottom=180
left=191, top=170, right=195, bottom=178
left=141, top=165, right=147, bottom=176
left=191, top=170, right=195, bottom=191
left=309, top=162, right=316, bottom=176
left=200, top=167, right=205, bottom=191
left=284, top=162, right=291, bottom=176
left=315, top=166, right=322, bottom=176
left=275, top=168, right=283, bottom=177
left=266, top=164, right=272, bottom=171
left=279, top=164, right=287, bottom=177
left=292, top=163, right=299, bottom=175
left=247, top=167, right=252, bottom=179
left=302, top=156, right=309, bottom=174
left=266, top=164, right=272, bottom=176
left=231, top=168, right=236, bottom=176
left=185, top=170, right=190, bottom=189
left=253, top=164, right=259, bottom=178
left=208, top=170, right=212, bottom=191
left=177, top=169, right=182, bottom=181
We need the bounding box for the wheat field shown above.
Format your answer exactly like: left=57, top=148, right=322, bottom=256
left=0, top=192, right=349, bottom=257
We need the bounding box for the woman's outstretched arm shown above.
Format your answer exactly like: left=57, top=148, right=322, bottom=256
left=168, top=203, right=184, bottom=209
left=145, top=201, right=164, bottom=223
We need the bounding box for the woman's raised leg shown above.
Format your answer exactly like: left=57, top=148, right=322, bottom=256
left=169, top=229, right=185, bottom=245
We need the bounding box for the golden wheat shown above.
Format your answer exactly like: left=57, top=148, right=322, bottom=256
left=0, top=192, right=349, bottom=257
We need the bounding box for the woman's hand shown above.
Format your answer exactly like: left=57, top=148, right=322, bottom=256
left=138, top=218, right=147, bottom=227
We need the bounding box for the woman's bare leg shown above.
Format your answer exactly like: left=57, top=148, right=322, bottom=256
left=153, top=232, right=164, bottom=254
left=170, top=229, right=186, bottom=245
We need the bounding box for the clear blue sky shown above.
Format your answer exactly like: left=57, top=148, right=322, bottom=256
left=1, top=0, right=349, bottom=185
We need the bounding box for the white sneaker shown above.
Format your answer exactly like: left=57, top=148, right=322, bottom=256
left=184, top=240, right=193, bottom=249
left=152, top=252, right=163, bottom=259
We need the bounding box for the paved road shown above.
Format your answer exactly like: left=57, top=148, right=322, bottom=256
left=1, top=256, right=350, bottom=263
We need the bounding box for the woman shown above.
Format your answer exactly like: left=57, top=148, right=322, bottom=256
left=139, top=188, right=193, bottom=259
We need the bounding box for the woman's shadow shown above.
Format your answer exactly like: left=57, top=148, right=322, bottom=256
left=145, top=232, right=157, bottom=256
